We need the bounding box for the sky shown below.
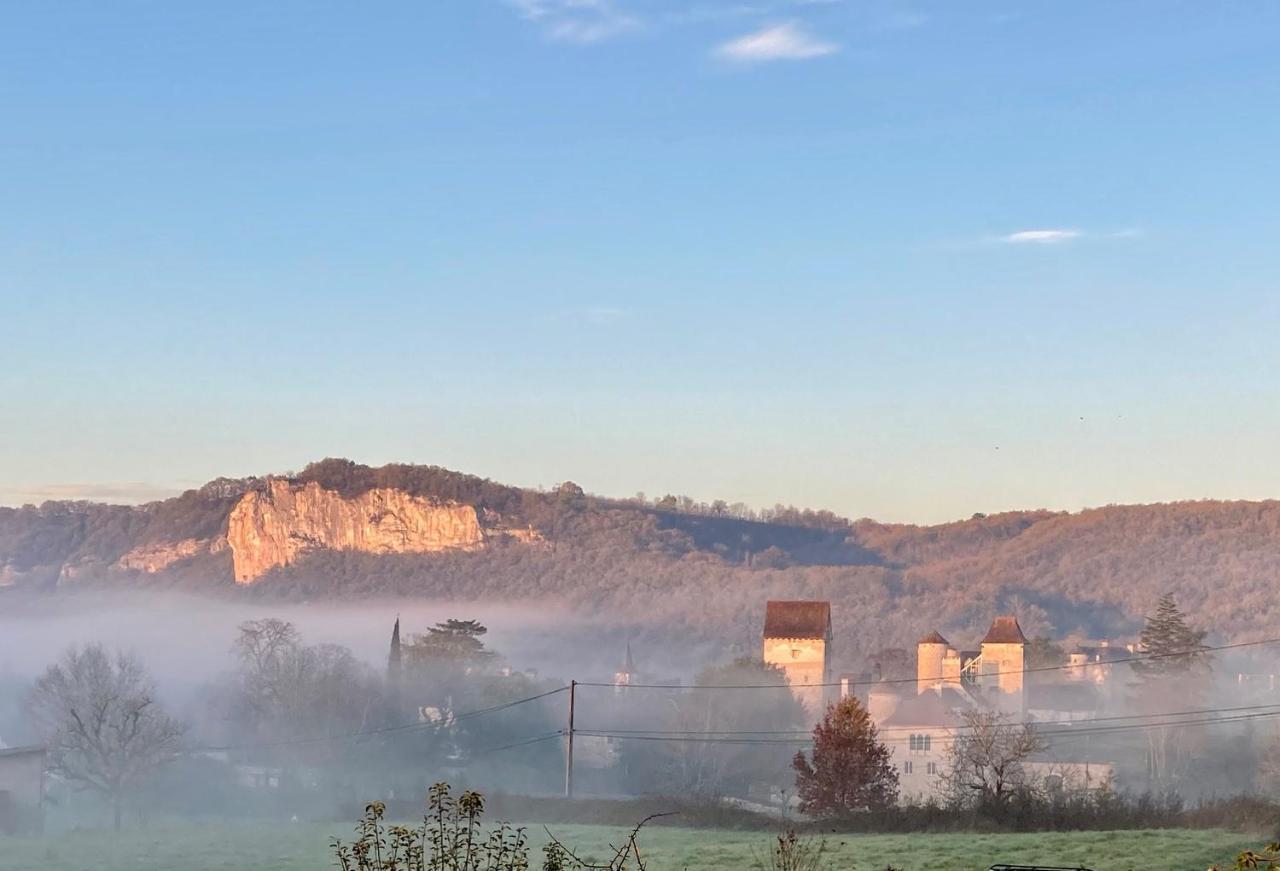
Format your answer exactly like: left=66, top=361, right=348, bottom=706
left=1, top=1, right=1278, bottom=524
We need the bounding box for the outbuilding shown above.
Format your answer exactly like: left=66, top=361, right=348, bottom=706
left=0, top=746, right=46, bottom=834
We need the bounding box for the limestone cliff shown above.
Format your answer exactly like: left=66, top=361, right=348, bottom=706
left=226, top=479, right=488, bottom=583
left=116, top=537, right=227, bottom=573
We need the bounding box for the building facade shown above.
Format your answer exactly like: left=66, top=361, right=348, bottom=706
left=762, top=600, right=832, bottom=718
left=866, top=616, right=1113, bottom=803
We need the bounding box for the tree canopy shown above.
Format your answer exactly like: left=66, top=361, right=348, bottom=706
left=1131, top=592, right=1210, bottom=679
left=27, top=644, right=185, bottom=830
left=792, top=697, right=898, bottom=815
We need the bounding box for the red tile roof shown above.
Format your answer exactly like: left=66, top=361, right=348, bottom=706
left=982, top=615, right=1028, bottom=645
left=763, top=600, right=831, bottom=639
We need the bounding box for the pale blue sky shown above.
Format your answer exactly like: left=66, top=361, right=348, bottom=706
left=2, top=1, right=1278, bottom=523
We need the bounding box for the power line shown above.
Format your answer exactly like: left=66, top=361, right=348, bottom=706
left=576, top=701, right=1280, bottom=738
left=470, top=731, right=565, bottom=756
left=579, top=635, right=1278, bottom=691
left=451, top=686, right=569, bottom=722
left=192, top=685, right=568, bottom=754
left=573, top=707, right=1280, bottom=747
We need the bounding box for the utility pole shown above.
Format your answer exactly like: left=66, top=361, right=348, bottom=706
left=564, top=679, right=576, bottom=799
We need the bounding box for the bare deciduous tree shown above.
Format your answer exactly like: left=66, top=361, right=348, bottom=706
left=942, top=707, right=1047, bottom=811
left=27, top=643, right=185, bottom=831
left=229, top=618, right=381, bottom=758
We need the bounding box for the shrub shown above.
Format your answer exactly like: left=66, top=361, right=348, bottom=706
left=752, top=830, right=828, bottom=871
left=333, top=783, right=661, bottom=871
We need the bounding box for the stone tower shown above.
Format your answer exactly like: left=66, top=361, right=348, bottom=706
left=762, top=600, right=832, bottom=718
left=916, top=630, right=950, bottom=693
left=979, top=615, right=1027, bottom=713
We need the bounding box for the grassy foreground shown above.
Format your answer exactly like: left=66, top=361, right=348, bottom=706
left=0, top=821, right=1258, bottom=871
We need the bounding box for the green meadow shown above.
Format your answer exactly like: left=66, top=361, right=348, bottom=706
left=0, top=822, right=1257, bottom=871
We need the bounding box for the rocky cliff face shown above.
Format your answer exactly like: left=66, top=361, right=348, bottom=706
left=226, top=479, right=488, bottom=583
left=116, top=537, right=227, bottom=573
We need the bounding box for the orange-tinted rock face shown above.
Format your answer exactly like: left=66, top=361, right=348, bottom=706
left=116, top=537, right=225, bottom=573
left=226, top=479, right=486, bottom=583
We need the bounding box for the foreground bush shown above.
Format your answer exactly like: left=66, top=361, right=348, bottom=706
left=333, top=783, right=661, bottom=871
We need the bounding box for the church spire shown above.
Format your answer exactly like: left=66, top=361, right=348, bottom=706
left=614, top=641, right=637, bottom=693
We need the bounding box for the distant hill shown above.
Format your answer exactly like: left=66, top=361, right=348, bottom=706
left=3, top=458, right=1279, bottom=668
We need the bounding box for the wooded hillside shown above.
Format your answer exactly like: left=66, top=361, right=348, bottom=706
left=3, top=459, right=1279, bottom=666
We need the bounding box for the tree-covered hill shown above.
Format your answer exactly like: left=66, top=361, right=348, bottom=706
left=3, top=459, right=1280, bottom=666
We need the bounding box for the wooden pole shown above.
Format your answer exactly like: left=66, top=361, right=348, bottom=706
left=564, top=679, right=576, bottom=799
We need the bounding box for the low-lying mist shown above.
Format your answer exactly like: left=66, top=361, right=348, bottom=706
left=0, top=592, right=714, bottom=691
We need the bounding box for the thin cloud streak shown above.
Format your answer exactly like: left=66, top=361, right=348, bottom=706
left=506, top=0, right=639, bottom=43
left=1002, top=229, right=1082, bottom=244
left=2, top=482, right=184, bottom=506
left=715, top=21, right=839, bottom=62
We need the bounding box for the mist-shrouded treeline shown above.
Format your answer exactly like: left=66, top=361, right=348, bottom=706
left=0, top=593, right=733, bottom=829
left=5, top=590, right=1280, bottom=838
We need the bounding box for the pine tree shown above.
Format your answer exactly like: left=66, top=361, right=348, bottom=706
left=1131, top=593, right=1211, bottom=788
left=792, top=696, right=898, bottom=815
left=1131, top=592, right=1210, bottom=679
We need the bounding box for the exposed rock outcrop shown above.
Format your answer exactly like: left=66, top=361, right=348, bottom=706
left=226, top=479, right=487, bottom=583
left=115, top=537, right=226, bottom=573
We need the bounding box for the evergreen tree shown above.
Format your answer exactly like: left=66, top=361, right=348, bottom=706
left=1132, top=592, right=1210, bottom=679
left=1131, top=593, right=1211, bottom=789
left=792, top=697, right=898, bottom=815
left=406, top=619, right=494, bottom=665
left=384, top=614, right=399, bottom=681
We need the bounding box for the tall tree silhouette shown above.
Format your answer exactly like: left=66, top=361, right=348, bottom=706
left=792, top=697, right=898, bottom=815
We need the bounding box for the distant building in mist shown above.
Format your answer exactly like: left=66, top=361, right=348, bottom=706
left=614, top=641, right=637, bottom=693
left=0, top=745, right=46, bottom=834
left=1066, top=640, right=1135, bottom=685
left=761, top=600, right=832, bottom=717
left=860, top=616, right=1114, bottom=803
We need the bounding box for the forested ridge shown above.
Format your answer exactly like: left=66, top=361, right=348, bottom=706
left=3, top=459, right=1280, bottom=664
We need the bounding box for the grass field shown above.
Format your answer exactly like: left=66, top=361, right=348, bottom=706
left=0, top=822, right=1259, bottom=871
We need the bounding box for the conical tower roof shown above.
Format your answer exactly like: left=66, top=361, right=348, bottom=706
left=982, top=615, right=1028, bottom=645
left=918, top=629, right=950, bottom=645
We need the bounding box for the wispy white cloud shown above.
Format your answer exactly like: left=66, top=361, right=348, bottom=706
left=714, top=21, right=839, bottom=62
left=581, top=305, right=632, bottom=325
left=1002, top=229, right=1082, bottom=245
left=506, top=0, right=640, bottom=43
left=663, top=4, right=769, bottom=25
left=875, top=10, right=929, bottom=31
left=3, top=482, right=182, bottom=505
left=537, top=305, right=634, bottom=327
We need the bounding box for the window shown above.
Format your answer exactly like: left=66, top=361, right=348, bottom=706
left=908, top=734, right=932, bottom=751
left=926, top=762, right=938, bottom=775
left=902, top=761, right=913, bottom=774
